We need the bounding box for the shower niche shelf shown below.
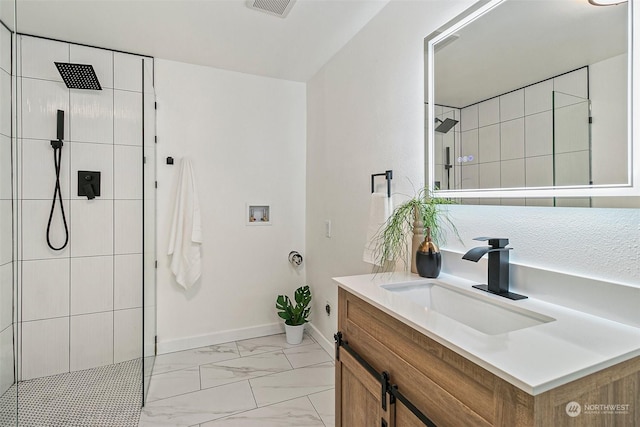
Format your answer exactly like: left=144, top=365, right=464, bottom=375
left=246, top=204, right=271, bottom=226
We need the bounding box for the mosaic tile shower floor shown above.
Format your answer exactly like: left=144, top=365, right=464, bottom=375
left=0, top=358, right=141, bottom=426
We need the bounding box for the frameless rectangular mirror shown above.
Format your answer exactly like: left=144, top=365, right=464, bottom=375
left=425, top=0, right=640, bottom=206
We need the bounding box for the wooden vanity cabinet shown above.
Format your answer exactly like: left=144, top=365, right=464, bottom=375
left=335, top=288, right=640, bottom=427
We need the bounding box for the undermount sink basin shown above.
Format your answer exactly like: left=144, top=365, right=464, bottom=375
left=381, top=281, right=555, bottom=335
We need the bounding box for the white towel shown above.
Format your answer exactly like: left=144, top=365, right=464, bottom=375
left=363, top=193, right=393, bottom=265
left=168, top=159, right=202, bottom=290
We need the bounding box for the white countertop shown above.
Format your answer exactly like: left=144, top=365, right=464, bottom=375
left=333, top=272, right=640, bottom=395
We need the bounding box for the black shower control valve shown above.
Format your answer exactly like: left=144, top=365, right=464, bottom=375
left=77, top=171, right=101, bottom=199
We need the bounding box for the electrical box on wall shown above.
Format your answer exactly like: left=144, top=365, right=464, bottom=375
left=247, top=204, right=271, bottom=226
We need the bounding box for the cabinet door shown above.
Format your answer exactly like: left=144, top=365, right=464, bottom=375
left=337, top=349, right=385, bottom=427
left=393, top=401, right=428, bottom=427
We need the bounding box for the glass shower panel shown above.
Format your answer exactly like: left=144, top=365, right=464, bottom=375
left=0, top=0, right=15, bottom=423
left=142, top=57, right=156, bottom=403
left=553, top=91, right=592, bottom=207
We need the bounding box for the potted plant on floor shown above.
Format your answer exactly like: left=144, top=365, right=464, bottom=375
left=374, top=187, right=459, bottom=276
left=276, top=285, right=312, bottom=344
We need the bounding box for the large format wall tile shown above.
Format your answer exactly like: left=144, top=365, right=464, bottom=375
left=70, top=255, right=113, bottom=315
left=524, top=111, right=552, bottom=158
left=70, top=199, right=113, bottom=257
left=0, top=264, right=12, bottom=330
left=70, top=44, right=114, bottom=89
left=499, top=89, right=524, bottom=122
left=114, top=145, right=142, bottom=199
left=21, top=317, right=69, bottom=380
left=114, top=253, right=142, bottom=310
left=524, top=79, right=553, bottom=116
left=0, top=26, right=10, bottom=74
left=114, top=307, right=141, bottom=363
left=70, top=89, right=114, bottom=144
left=21, top=199, right=70, bottom=260
left=0, top=135, right=10, bottom=199
left=20, top=78, right=69, bottom=141
left=70, top=311, right=113, bottom=371
left=22, top=258, right=70, bottom=321
left=114, top=53, right=143, bottom=92
left=500, top=117, right=525, bottom=161
left=0, top=200, right=10, bottom=264
left=115, top=200, right=142, bottom=254
left=478, top=124, right=500, bottom=164
left=21, top=138, right=71, bottom=200
left=0, top=70, right=10, bottom=137
left=19, top=36, right=68, bottom=81
left=0, top=327, right=13, bottom=395
left=478, top=97, right=499, bottom=127
left=114, top=90, right=143, bottom=146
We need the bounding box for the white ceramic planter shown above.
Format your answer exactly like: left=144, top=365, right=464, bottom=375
left=284, top=323, right=305, bottom=345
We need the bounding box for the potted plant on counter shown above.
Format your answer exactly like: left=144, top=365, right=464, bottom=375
left=374, top=187, right=459, bottom=276
left=276, top=285, right=312, bottom=344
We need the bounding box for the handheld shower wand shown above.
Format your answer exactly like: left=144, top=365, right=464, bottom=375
left=47, top=110, right=69, bottom=251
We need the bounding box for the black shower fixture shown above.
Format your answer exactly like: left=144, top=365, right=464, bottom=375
left=54, top=62, right=102, bottom=90
left=434, top=117, right=458, bottom=134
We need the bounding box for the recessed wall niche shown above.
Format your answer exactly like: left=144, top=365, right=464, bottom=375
left=246, top=204, right=271, bottom=226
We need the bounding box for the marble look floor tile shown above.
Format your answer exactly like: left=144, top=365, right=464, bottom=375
left=146, top=366, right=200, bottom=402
left=200, top=396, right=324, bottom=427
left=200, top=351, right=292, bottom=389
left=236, top=333, right=314, bottom=357
left=249, top=362, right=334, bottom=407
left=139, top=381, right=255, bottom=426
left=153, top=342, right=239, bottom=375
left=308, top=389, right=335, bottom=427
left=284, top=342, right=332, bottom=369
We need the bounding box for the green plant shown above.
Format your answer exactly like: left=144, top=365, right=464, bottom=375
left=275, top=285, right=312, bottom=326
left=374, top=187, right=459, bottom=271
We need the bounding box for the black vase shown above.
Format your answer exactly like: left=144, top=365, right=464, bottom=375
left=416, top=250, right=442, bottom=278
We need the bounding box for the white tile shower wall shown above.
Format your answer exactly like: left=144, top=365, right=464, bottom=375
left=458, top=68, right=588, bottom=192
left=16, top=35, right=145, bottom=379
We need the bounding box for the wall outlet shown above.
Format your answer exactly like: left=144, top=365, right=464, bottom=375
left=324, top=220, right=332, bottom=238
left=325, top=301, right=331, bottom=316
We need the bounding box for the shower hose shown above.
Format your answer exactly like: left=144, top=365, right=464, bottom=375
left=46, top=140, right=69, bottom=250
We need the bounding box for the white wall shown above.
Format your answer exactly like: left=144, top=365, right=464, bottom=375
left=155, top=60, right=306, bottom=353
left=306, top=0, right=640, bottom=344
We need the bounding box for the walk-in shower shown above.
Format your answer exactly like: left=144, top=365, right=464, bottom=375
left=0, top=13, right=157, bottom=424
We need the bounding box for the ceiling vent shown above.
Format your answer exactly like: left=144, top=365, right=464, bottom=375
left=246, top=0, right=296, bottom=18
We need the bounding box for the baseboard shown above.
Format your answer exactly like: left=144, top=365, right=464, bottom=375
left=307, top=322, right=334, bottom=357
left=157, top=323, right=285, bottom=355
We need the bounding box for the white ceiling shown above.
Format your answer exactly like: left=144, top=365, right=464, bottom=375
left=13, top=0, right=389, bottom=82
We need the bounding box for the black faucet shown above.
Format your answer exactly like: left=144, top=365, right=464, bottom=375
left=462, top=237, right=527, bottom=300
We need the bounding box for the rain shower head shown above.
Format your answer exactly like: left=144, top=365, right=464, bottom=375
left=54, top=62, right=102, bottom=90
left=434, top=118, right=458, bottom=134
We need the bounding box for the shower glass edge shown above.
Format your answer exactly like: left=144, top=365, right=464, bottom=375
left=142, top=56, right=157, bottom=405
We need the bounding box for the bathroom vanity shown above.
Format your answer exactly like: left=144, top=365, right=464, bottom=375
left=334, top=273, right=640, bottom=426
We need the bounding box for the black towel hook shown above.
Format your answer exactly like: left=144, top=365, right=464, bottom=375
left=371, top=170, right=393, bottom=198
